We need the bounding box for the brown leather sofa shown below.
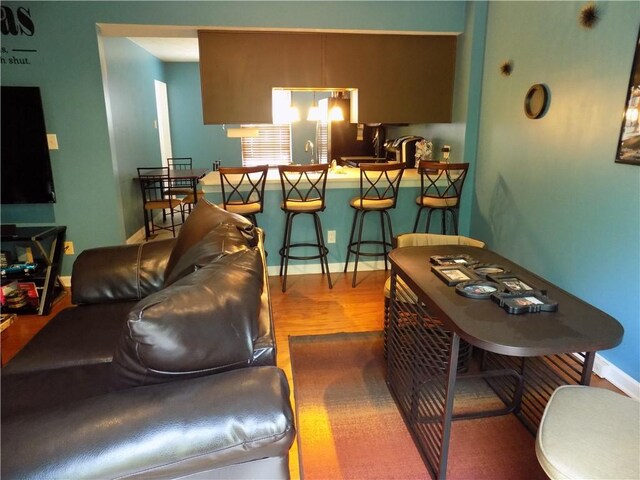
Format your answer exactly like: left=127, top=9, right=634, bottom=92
left=1, top=200, right=296, bottom=479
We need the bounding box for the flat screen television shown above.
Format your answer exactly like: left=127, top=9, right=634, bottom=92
left=1, top=86, right=56, bottom=204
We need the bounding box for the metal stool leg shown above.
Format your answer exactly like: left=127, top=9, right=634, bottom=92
left=425, top=208, right=435, bottom=233
left=281, top=212, right=297, bottom=292
left=383, top=209, right=394, bottom=269
left=413, top=206, right=425, bottom=233
left=351, top=209, right=368, bottom=288
left=380, top=210, right=388, bottom=271
left=313, top=213, right=333, bottom=289
left=344, top=209, right=359, bottom=273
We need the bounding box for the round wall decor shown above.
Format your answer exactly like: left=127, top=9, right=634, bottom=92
left=524, top=84, right=549, bottom=119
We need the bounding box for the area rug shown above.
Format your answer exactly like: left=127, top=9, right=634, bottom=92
left=289, top=331, right=547, bottom=480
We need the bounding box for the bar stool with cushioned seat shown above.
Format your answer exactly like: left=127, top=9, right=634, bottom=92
left=536, top=385, right=639, bottom=480
left=413, top=161, right=469, bottom=235
left=344, top=163, right=405, bottom=288
left=278, top=164, right=332, bottom=293
left=219, top=165, right=268, bottom=227
left=383, top=233, right=485, bottom=357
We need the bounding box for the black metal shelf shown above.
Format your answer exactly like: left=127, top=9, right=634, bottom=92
left=1, top=226, right=66, bottom=315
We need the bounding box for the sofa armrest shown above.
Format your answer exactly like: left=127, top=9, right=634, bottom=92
left=1, top=366, right=295, bottom=480
left=72, top=239, right=176, bottom=304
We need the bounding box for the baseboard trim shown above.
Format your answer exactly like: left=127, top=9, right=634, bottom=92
left=266, top=260, right=387, bottom=277
left=60, top=276, right=71, bottom=288
left=592, top=354, right=640, bottom=400
left=127, top=227, right=147, bottom=245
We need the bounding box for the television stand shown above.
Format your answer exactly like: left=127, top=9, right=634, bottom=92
left=1, top=226, right=66, bottom=315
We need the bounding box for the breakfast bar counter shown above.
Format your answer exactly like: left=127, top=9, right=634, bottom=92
left=200, top=164, right=421, bottom=192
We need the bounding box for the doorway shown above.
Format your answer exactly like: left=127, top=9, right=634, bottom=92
left=154, top=80, right=172, bottom=165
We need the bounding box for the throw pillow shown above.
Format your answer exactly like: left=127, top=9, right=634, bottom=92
left=110, top=247, right=264, bottom=390
left=164, top=199, right=257, bottom=282
left=163, top=224, right=252, bottom=286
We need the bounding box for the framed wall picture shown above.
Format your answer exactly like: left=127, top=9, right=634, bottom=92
left=616, top=28, right=640, bottom=165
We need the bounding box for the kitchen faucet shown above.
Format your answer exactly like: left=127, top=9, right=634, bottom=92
left=304, top=140, right=315, bottom=164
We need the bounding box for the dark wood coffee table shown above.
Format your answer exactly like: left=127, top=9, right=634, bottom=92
left=385, top=245, right=624, bottom=480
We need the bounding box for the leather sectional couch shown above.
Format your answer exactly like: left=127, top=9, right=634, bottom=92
left=1, top=200, right=296, bottom=479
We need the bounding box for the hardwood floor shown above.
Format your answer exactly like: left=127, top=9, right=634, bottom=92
left=1, top=269, right=622, bottom=480
left=1, top=290, right=72, bottom=366
left=269, top=269, right=388, bottom=479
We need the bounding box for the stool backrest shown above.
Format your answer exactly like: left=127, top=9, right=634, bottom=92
left=417, top=161, right=469, bottom=201
left=219, top=165, right=268, bottom=211
left=358, top=163, right=405, bottom=208
left=278, top=164, right=329, bottom=207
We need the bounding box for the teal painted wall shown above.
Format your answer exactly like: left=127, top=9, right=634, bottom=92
left=472, top=1, right=640, bottom=381
left=0, top=1, right=465, bottom=275
left=102, top=37, right=166, bottom=237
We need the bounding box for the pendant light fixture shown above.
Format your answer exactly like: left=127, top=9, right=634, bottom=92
left=329, top=104, right=344, bottom=121
left=307, top=92, right=321, bottom=121
left=329, top=93, right=344, bottom=121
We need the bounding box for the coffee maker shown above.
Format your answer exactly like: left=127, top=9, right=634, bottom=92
left=384, top=136, right=424, bottom=168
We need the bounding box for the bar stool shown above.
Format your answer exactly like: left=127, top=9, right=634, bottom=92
left=278, top=164, right=332, bottom=293
left=413, top=161, right=469, bottom=235
left=218, top=165, right=268, bottom=227
left=344, top=163, right=405, bottom=288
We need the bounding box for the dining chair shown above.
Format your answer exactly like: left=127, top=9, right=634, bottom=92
left=218, top=165, right=269, bottom=227
left=166, top=157, right=195, bottom=195
left=413, top=161, right=470, bottom=235
left=344, top=162, right=405, bottom=288
left=278, top=163, right=332, bottom=293
left=167, top=157, right=204, bottom=213
left=137, top=167, right=184, bottom=240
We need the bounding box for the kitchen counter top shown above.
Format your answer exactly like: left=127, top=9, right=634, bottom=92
left=200, top=164, right=421, bottom=192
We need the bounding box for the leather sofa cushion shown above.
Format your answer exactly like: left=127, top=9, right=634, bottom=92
left=2, top=362, right=112, bottom=419
left=164, top=199, right=257, bottom=284
left=2, top=302, right=135, bottom=376
left=2, top=367, right=295, bottom=479
left=110, top=248, right=264, bottom=390
left=164, top=224, right=252, bottom=287
left=73, top=239, right=175, bottom=304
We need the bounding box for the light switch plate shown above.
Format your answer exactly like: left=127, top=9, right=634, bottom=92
left=47, top=134, right=59, bottom=150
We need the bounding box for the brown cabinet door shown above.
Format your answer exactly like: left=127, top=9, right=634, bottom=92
left=198, top=31, right=457, bottom=125
left=323, top=33, right=457, bottom=124
left=199, top=31, right=323, bottom=124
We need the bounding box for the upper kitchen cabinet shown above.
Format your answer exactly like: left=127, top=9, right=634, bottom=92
left=323, top=34, right=457, bottom=124
left=199, top=31, right=323, bottom=124
left=198, top=31, right=457, bottom=125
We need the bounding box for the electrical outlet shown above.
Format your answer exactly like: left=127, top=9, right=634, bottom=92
left=47, top=134, right=59, bottom=150
left=327, top=230, right=336, bottom=244
left=64, top=241, right=75, bottom=255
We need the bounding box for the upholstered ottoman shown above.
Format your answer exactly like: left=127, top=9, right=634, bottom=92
left=536, top=385, right=639, bottom=480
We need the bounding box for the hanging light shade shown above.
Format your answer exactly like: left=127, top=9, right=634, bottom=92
left=329, top=104, right=344, bottom=121
left=307, top=93, right=321, bottom=121
left=288, top=105, right=300, bottom=122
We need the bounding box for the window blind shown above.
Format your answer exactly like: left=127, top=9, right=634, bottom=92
left=241, top=124, right=292, bottom=167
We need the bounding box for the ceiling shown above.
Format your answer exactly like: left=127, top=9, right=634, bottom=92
left=128, top=37, right=200, bottom=62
